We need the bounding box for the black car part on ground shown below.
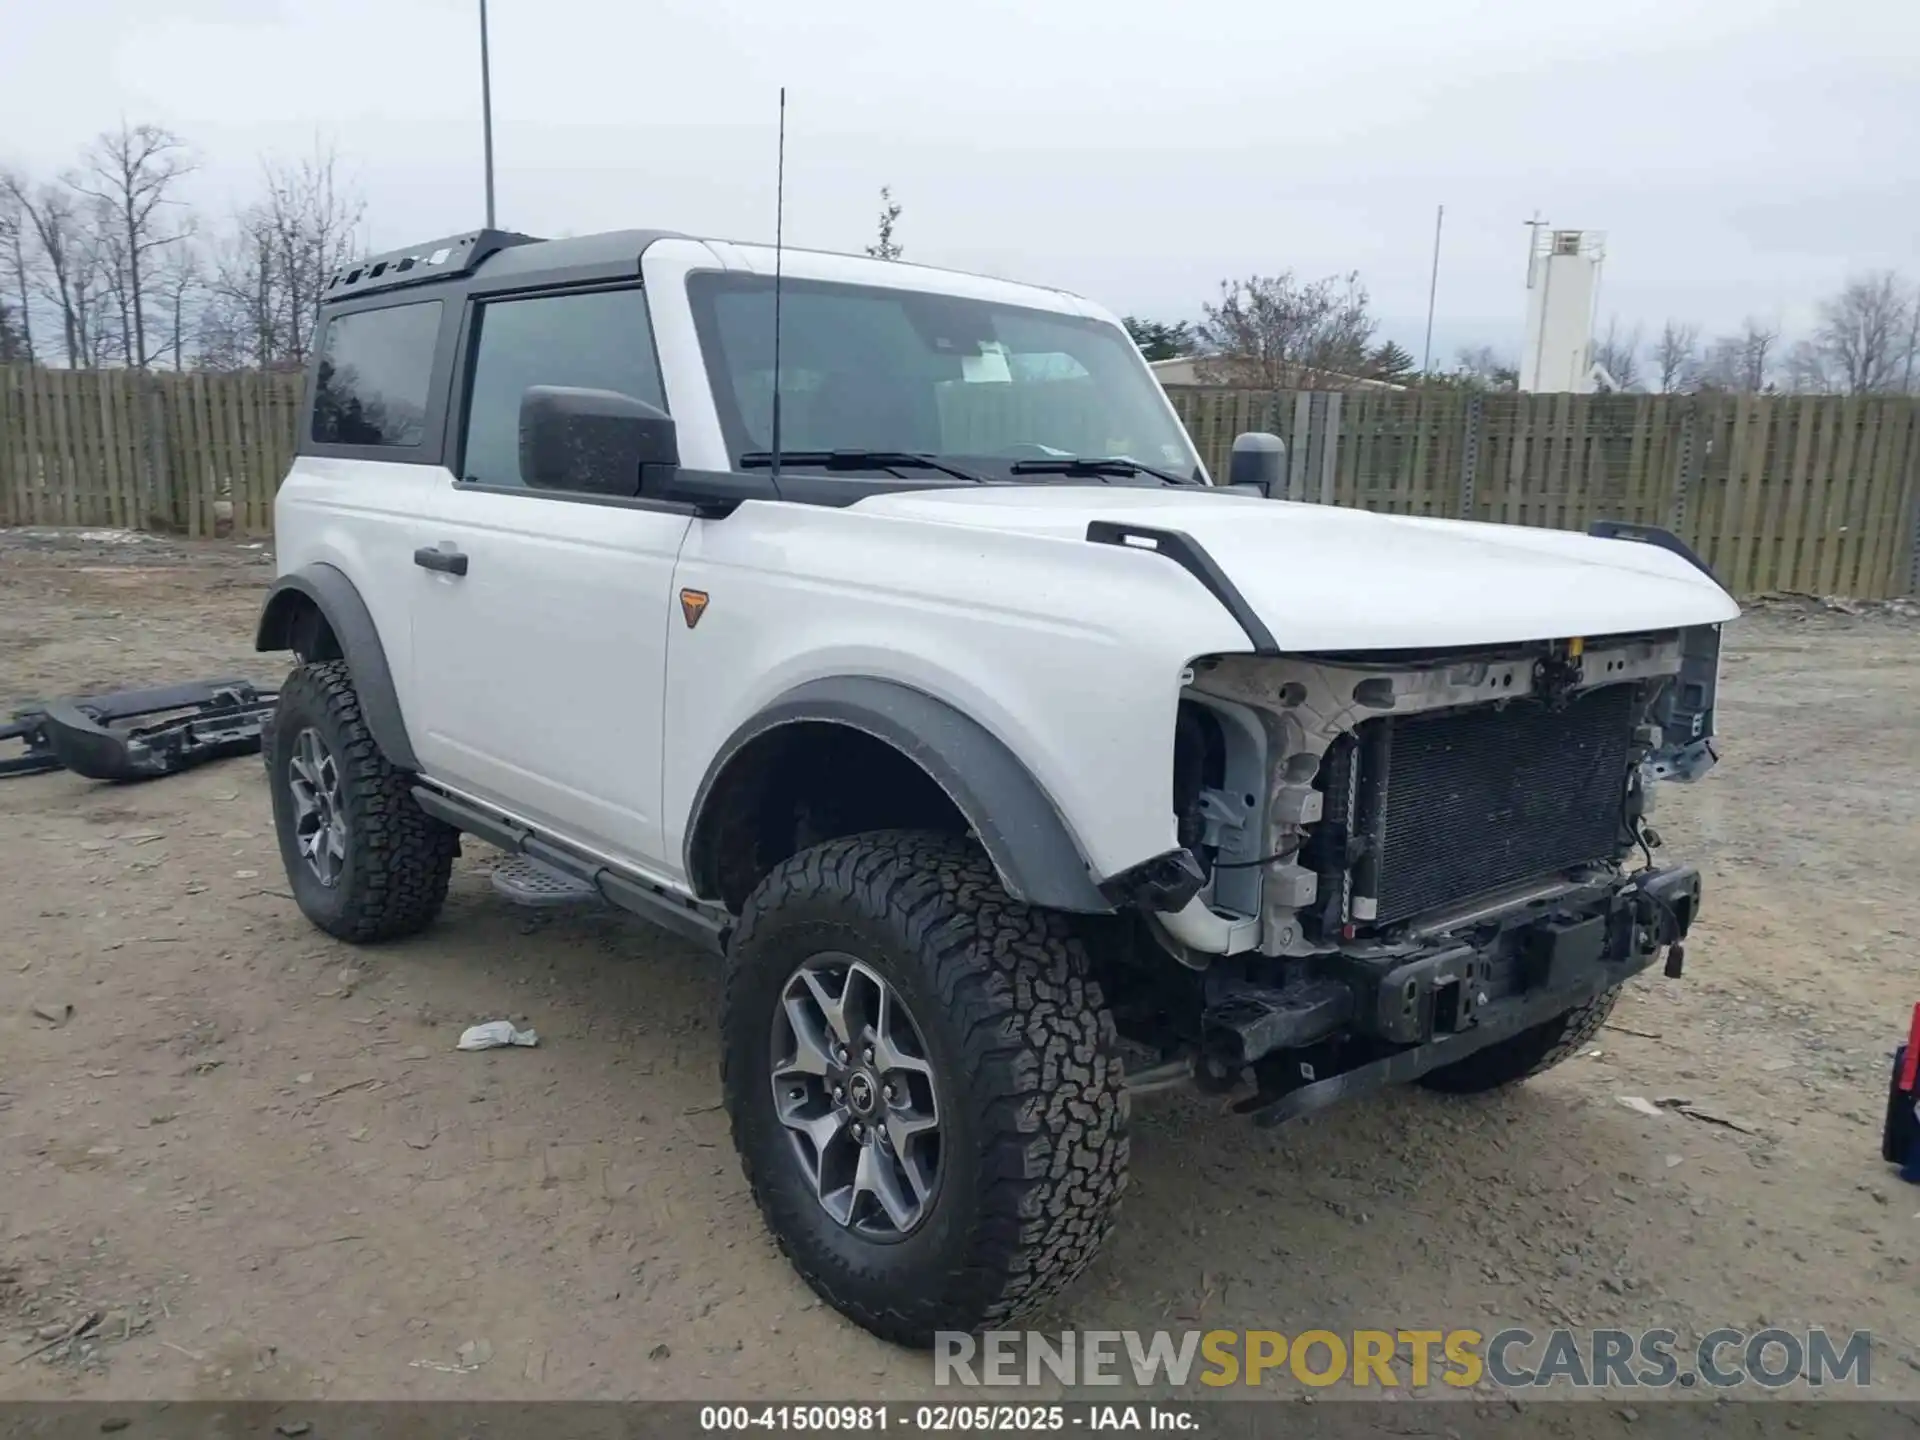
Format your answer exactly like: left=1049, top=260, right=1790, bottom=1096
left=0, top=679, right=278, bottom=783
left=0, top=710, right=62, bottom=778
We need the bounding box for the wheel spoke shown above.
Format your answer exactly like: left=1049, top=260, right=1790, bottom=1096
left=854, top=1141, right=918, bottom=1231
left=884, top=1106, right=937, bottom=1155
left=800, top=968, right=853, bottom=1046
left=774, top=993, right=835, bottom=1079
left=782, top=1105, right=846, bottom=1167
left=870, top=983, right=933, bottom=1082
left=899, top=1149, right=937, bottom=1205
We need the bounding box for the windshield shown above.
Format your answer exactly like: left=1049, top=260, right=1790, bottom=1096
left=686, top=272, right=1206, bottom=483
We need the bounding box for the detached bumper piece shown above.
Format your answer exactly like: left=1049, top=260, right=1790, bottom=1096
left=1886, top=1005, right=1920, bottom=1181
left=0, top=679, right=278, bottom=783
left=1197, top=866, right=1701, bottom=1127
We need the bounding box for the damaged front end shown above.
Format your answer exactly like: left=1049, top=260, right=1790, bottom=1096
left=1117, top=623, right=1722, bottom=1123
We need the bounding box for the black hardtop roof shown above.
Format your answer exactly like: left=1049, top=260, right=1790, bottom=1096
left=318, top=226, right=1088, bottom=312
left=319, top=227, right=689, bottom=306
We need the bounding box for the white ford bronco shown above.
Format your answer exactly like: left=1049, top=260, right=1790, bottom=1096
left=256, top=227, right=1738, bottom=1346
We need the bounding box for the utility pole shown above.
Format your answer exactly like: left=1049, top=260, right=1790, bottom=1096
left=1421, top=204, right=1444, bottom=377
left=479, top=0, right=497, bottom=228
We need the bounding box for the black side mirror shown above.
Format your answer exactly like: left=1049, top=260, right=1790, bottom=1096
left=1227, top=431, right=1287, bottom=498
left=518, top=386, right=678, bottom=497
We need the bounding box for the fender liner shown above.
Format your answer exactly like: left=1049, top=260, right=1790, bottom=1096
left=254, top=563, right=419, bottom=771
left=686, top=676, right=1113, bottom=915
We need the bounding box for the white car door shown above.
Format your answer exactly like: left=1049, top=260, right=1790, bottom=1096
left=273, top=296, right=461, bottom=722
left=408, top=283, right=692, bottom=872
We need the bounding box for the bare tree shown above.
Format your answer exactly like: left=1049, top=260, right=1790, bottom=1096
left=1738, top=318, right=1778, bottom=391
left=1652, top=320, right=1698, bottom=393
left=199, top=211, right=277, bottom=370
left=1195, top=271, right=1376, bottom=388
left=69, top=122, right=194, bottom=369
left=92, top=198, right=135, bottom=366
left=1782, top=339, right=1837, bottom=394
left=199, top=147, right=363, bottom=371
left=866, top=185, right=903, bottom=262
left=1592, top=317, right=1642, bottom=390
left=2, top=175, right=90, bottom=364
left=264, top=148, right=362, bottom=364
left=1803, top=272, right=1912, bottom=394
left=65, top=225, right=112, bottom=368
left=1447, top=344, right=1519, bottom=391
left=151, top=243, right=202, bottom=370
left=0, top=299, right=24, bottom=363
left=0, top=183, right=34, bottom=364
left=1905, top=291, right=1920, bottom=395
left=1697, top=317, right=1778, bottom=392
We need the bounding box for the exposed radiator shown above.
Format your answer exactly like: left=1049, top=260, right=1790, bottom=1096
left=1322, top=684, right=1636, bottom=929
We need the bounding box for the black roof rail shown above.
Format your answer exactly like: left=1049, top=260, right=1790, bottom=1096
left=320, top=228, right=545, bottom=304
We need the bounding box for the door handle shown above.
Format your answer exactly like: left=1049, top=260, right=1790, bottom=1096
left=413, top=546, right=469, bottom=577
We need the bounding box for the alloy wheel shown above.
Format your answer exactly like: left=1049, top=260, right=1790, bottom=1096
left=286, top=726, right=347, bottom=888
left=769, top=953, right=942, bottom=1238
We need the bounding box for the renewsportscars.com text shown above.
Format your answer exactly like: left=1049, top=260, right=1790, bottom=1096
left=935, top=1328, right=1873, bottom=1391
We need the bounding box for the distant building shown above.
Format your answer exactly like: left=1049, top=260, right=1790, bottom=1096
left=1519, top=228, right=1606, bottom=394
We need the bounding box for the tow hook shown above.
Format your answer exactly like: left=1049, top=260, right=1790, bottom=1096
left=1618, top=866, right=1701, bottom=977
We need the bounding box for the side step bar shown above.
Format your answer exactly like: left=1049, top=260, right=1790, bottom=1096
left=411, top=786, right=731, bottom=955
left=490, top=854, right=600, bottom=907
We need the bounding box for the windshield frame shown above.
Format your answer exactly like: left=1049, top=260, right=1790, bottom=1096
left=683, top=270, right=1210, bottom=485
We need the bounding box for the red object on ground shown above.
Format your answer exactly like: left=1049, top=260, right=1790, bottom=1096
left=1901, top=1003, right=1920, bottom=1093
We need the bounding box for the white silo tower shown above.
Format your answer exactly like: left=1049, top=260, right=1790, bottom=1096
left=1519, top=226, right=1606, bottom=393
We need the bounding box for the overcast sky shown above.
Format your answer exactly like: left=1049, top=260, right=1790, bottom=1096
left=5, top=0, right=1915, bottom=363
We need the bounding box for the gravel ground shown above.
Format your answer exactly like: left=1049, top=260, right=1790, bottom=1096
left=0, top=528, right=1915, bottom=1404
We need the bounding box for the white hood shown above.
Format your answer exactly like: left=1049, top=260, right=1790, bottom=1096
left=854, top=486, right=1739, bottom=652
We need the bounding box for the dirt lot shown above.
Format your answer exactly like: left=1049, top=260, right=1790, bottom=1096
left=0, top=527, right=1916, bottom=1403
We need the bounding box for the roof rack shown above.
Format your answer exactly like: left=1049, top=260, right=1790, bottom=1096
left=320, top=228, right=544, bottom=303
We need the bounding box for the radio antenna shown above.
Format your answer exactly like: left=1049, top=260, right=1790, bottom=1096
left=769, top=86, right=787, bottom=495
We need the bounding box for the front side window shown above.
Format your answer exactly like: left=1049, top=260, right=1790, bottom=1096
left=310, top=301, right=442, bottom=447
left=459, top=287, right=665, bottom=487
left=685, top=274, right=1203, bottom=481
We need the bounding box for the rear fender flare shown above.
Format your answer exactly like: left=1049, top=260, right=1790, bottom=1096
left=254, top=563, right=418, bottom=771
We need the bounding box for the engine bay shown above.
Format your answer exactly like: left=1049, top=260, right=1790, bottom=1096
left=1159, top=624, right=1722, bottom=962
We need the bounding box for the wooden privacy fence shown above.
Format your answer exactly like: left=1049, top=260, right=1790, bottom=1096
left=3, top=365, right=1918, bottom=597
left=1167, top=387, right=1920, bottom=599
left=0, top=366, right=302, bottom=539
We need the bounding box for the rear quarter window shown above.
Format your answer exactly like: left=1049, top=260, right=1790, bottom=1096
left=310, top=301, right=444, bottom=447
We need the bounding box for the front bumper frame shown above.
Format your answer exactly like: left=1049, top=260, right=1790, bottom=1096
left=1235, top=864, right=1702, bottom=1126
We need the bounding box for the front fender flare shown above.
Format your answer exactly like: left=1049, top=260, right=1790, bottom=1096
left=686, top=676, right=1113, bottom=914
left=254, top=563, right=419, bottom=772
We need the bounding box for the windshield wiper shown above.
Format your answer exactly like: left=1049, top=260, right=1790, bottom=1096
left=1007, top=456, right=1201, bottom=486
left=738, top=450, right=987, bottom=484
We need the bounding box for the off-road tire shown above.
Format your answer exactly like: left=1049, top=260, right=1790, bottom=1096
left=722, top=831, right=1128, bottom=1347
left=1418, top=985, right=1621, bottom=1094
left=268, top=660, right=457, bottom=944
